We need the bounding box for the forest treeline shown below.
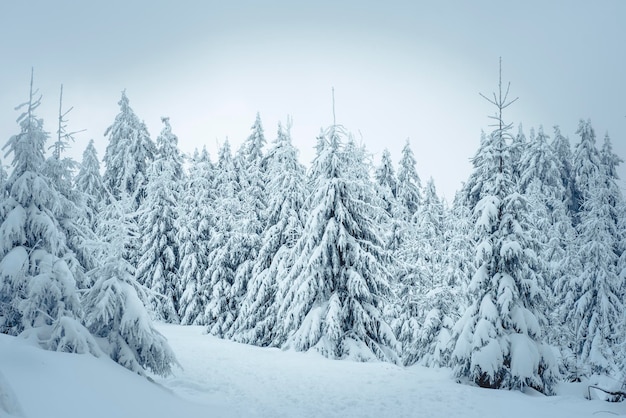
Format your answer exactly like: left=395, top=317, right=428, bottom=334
left=0, top=72, right=624, bottom=396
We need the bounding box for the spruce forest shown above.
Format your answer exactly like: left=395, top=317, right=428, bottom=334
left=1, top=69, right=625, bottom=398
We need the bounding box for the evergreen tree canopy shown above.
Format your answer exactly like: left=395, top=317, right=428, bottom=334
left=275, top=124, right=398, bottom=363
left=230, top=120, right=307, bottom=346
left=0, top=71, right=97, bottom=354
left=75, top=139, right=106, bottom=224
left=178, top=148, right=215, bottom=325
left=135, top=117, right=183, bottom=322
left=451, top=66, right=558, bottom=394
left=85, top=196, right=177, bottom=376
left=103, top=91, right=155, bottom=207
left=396, top=139, right=422, bottom=220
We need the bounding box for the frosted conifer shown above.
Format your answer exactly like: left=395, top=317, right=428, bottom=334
left=135, top=117, right=183, bottom=322
left=103, top=91, right=155, bottom=207
left=275, top=124, right=398, bottom=362
left=0, top=71, right=97, bottom=354
left=85, top=196, right=177, bottom=376
left=396, top=139, right=422, bottom=221
left=230, top=120, right=306, bottom=345
left=178, top=148, right=215, bottom=325
left=202, top=141, right=243, bottom=334
left=75, top=139, right=106, bottom=227
left=450, top=63, right=558, bottom=394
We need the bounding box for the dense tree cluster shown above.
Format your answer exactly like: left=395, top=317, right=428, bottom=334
left=0, top=73, right=625, bottom=395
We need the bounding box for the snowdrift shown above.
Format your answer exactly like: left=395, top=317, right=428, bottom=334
left=1, top=325, right=624, bottom=418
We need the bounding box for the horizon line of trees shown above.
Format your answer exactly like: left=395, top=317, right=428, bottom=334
left=0, top=69, right=625, bottom=398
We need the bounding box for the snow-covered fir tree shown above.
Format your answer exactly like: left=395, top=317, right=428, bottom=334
left=239, top=112, right=266, bottom=165
left=518, top=127, right=572, bottom=290
left=435, top=195, right=475, bottom=361
left=386, top=140, right=423, bottom=324
left=178, top=148, right=215, bottom=325
left=450, top=67, right=558, bottom=394
left=551, top=126, right=575, bottom=214
left=396, top=178, right=454, bottom=366
left=510, top=123, right=527, bottom=182
left=135, top=117, right=184, bottom=323
left=560, top=123, right=623, bottom=377
left=202, top=140, right=244, bottom=334
left=572, top=120, right=602, bottom=223
left=570, top=171, right=622, bottom=376
left=600, top=132, right=623, bottom=184
left=0, top=71, right=97, bottom=354
left=43, top=85, right=79, bottom=204
left=519, top=128, right=578, bottom=369
left=375, top=148, right=398, bottom=204
left=396, top=139, right=422, bottom=221
left=84, top=195, right=177, bottom=376
left=223, top=114, right=268, bottom=337
left=103, top=90, right=155, bottom=207
left=412, top=178, right=445, bottom=286
left=274, top=123, right=398, bottom=362
left=75, top=139, right=106, bottom=227
left=230, top=120, right=307, bottom=346
left=373, top=148, right=404, bottom=253
left=461, top=131, right=491, bottom=210
left=444, top=194, right=474, bottom=295
left=600, top=133, right=624, bottom=231
left=42, top=86, right=96, bottom=288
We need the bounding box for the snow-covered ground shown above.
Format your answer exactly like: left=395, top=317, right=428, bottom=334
left=1, top=324, right=625, bottom=418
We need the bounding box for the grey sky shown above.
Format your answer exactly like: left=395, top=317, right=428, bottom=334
left=1, top=1, right=625, bottom=198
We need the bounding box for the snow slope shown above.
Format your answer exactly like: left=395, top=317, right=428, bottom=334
left=1, top=324, right=625, bottom=418
left=0, top=333, right=212, bottom=418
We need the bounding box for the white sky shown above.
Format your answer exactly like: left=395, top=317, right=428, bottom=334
left=1, top=0, right=625, bottom=199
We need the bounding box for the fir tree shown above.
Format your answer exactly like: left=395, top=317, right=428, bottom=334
left=178, top=148, right=215, bottom=325
left=572, top=120, right=601, bottom=223
left=135, top=117, right=183, bottom=323
left=202, top=141, right=243, bottom=334
left=0, top=71, right=97, bottom=354
left=562, top=125, right=624, bottom=377
left=239, top=112, right=266, bottom=164
left=438, top=196, right=474, bottom=358
left=396, top=139, right=422, bottom=221
left=375, top=148, right=398, bottom=202
left=225, top=114, right=269, bottom=336
left=519, top=127, right=576, bottom=364
left=461, top=131, right=490, bottom=210
left=569, top=168, right=622, bottom=376
left=374, top=148, right=403, bottom=254
left=413, top=178, right=445, bottom=281
left=103, top=90, right=155, bottom=207
left=551, top=126, right=575, bottom=215
left=396, top=178, right=452, bottom=366
left=230, top=120, right=307, bottom=345
left=274, top=124, right=398, bottom=362
left=444, top=194, right=475, bottom=293
left=600, top=133, right=624, bottom=232
left=450, top=63, right=558, bottom=394
left=43, top=85, right=80, bottom=195
left=510, top=123, right=527, bottom=182
left=43, top=85, right=95, bottom=288
left=85, top=196, right=177, bottom=376
left=75, top=139, right=106, bottom=227
left=600, top=133, right=623, bottom=181
left=388, top=140, right=422, bottom=309
left=519, top=127, right=571, bottom=281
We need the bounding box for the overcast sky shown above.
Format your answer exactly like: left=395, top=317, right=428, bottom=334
left=1, top=1, right=624, bottom=199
